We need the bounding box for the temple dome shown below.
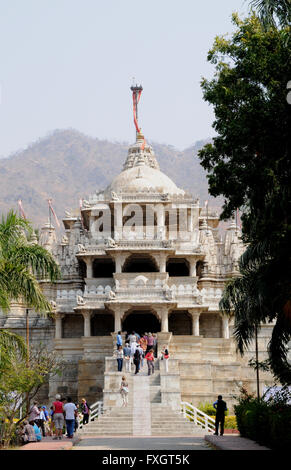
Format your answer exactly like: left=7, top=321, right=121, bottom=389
left=107, top=164, right=184, bottom=195
left=105, top=132, right=184, bottom=196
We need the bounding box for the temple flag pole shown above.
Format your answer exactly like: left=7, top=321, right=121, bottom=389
left=48, top=198, right=60, bottom=229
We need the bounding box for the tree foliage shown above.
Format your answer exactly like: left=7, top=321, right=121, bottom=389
left=0, top=210, right=61, bottom=313
left=0, top=344, right=64, bottom=448
left=250, top=0, right=291, bottom=29
left=199, top=13, right=291, bottom=384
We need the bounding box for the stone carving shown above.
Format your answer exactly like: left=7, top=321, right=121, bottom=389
left=105, top=237, right=116, bottom=248
left=77, top=244, right=86, bottom=253
left=107, top=289, right=116, bottom=299
left=111, top=191, right=120, bottom=201
left=76, top=295, right=86, bottom=305
left=61, top=235, right=69, bottom=244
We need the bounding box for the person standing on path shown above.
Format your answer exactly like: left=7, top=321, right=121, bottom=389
left=64, top=396, right=77, bottom=438
left=81, top=398, right=91, bottom=425
left=137, top=343, right=144, bottom=370
left=133, top=346, right=141, bottom=374
left=52, top=394, right=64, bottom=440
left=128, top=331, right=137, bottom=345
left=160, top=345, right=170, bottom=373
left=35, top=406, right=46, bottom=437
left=139, top=334, right=147, bottom=355
left=152, top=334, right=158, bottom=357
left=146, top=333, right=154, bottom=353
left=213, top=395, right=228, bottom=436
left=123, top=342, right=131, bottom=372
left=120, top=376, right=129, bottom=407
left=116, top=331, right=123, bottom=349
left=28, top=401, right=40, bottom=423
left=115, top=345, right=124, bottom=371
left=145, top=349, right=155, bottom=375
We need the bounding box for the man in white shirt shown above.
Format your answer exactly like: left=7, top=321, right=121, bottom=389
left=63, top=397, right=77, bottom=438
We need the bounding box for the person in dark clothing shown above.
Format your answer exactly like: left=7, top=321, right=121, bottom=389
left=133, top=347, right=141, bottom=375
left=213, top=395, right=227, bottom=436
left=81, top=398, right=91, bottom=425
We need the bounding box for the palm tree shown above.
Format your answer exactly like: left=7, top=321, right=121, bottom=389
left=249, top=0, right=291, bottom=28
left=0, top=210, right=60, bottom=313
left=0, top=210, right=61, bottom=356
left=220, top=240, right=291, bottom=385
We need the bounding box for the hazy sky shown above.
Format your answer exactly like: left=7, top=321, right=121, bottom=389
left=0, top=0, right=249, bottom=157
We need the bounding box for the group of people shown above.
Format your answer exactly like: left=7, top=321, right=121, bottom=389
left=21, top=396, right=91, bottom=444
left=114, top=331, right=170, bottom=376
left=114, top=330, right=170, bottom=408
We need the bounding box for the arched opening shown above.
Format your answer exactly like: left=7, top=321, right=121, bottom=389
left=122, top=310, right=161, bottom=337
left=62, top=314, right=84, bottom=338
left=93, top=257, right=115, bottom=278
left=91, top=310, right=114, bottom=336
left=122, top=254, right=158, bottom=273
left=166, top=258, right=190, bottom=277
left=169, top=310, right=192, bottom=335
left=78, top=259, right=87, bottom=279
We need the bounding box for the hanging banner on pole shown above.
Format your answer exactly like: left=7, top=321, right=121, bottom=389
left=48, top=199, right=60, bottom=228
left=18, top=199, right=27, bottom=219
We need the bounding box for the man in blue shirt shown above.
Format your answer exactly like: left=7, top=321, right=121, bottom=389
left=213, top=395, right=228, bottom=436
left=123, top=342, right=131, bottom=372
left=116, top=331, right=123, bottom=349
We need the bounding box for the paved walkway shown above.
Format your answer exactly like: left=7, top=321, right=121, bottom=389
left=132, top=373, right=151, bottom=436
left=205, top=435, right=270, bottom=450
left=73, top=436, right=212, bottom=450
left=18, top=434, right=271, bottom=451
left=20, top=436, right=77, bottom=450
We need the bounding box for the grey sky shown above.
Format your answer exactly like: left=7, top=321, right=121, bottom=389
left=0, top=0, right=249, bottom=157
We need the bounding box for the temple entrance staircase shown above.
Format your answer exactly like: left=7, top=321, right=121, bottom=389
left=77, top=359, right=209, bottom=436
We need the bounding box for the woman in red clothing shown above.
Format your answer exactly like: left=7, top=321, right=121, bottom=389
left=52, top=394, right=64, bottom=440
left=145, top=349, right=155, bottom=376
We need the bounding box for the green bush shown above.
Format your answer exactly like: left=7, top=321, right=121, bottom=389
left=224, top=415, right=237, bottom=429
left=198, top=401, right=229, bottom=417
left=234, top=387, right=291, bottom=450
left=197, top=402, right=216, bottom=416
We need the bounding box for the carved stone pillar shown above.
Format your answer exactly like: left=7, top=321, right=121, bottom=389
left=114, top=253, right=127, bottom=274
left=113, top=306, right=122, bottom=332
left=158, top=253, right=167, bottom=273
left=85, top=256, right=93, bottom=278
left=55, top=313, right=64, bottom=339
left=189, top=258, right=197, bottom=277
left=156, top=204, right=165, bottom=239
left=82, top=310, right=92, bottom=337
left=189, top=309, right=201, bottom=336
left=114, top=202, right=123, bottom=239
left=221, top=315, right=230, bottom=339
left=156, top=306, right=169, bottom=333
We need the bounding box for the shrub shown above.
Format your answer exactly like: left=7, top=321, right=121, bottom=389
left=224, top=415, right=237, bottom=429
left=234, top=387, right=291, bottom=449
left=197, top=402, right=216, bottom=416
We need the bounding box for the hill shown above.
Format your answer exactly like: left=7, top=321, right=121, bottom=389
left=0, top=129, right=221, bottom=227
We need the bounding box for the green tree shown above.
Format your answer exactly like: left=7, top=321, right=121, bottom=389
left=198, top=14, right=291, bottom=384
left=250, top=0, right=291, bottom=28
left=0, top=344, right=64, bottom=448
left=0, top=210, right=60, bottom=313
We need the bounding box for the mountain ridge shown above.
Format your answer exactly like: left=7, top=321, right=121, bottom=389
left=0, top=129, right=221, bottom=227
